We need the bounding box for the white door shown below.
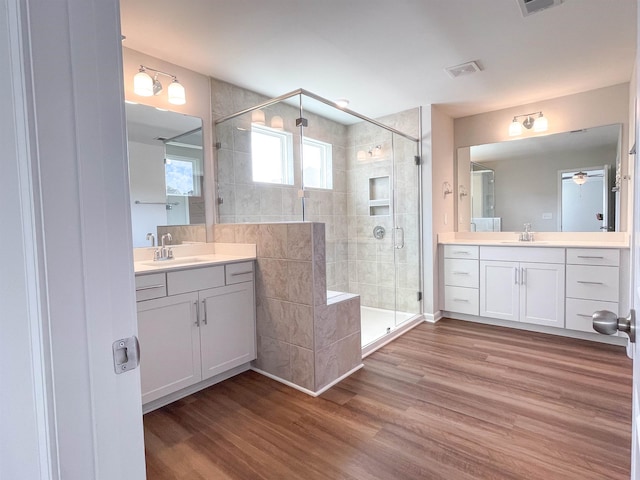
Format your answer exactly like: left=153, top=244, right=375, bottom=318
left=1, top=0, right=147, bottom=477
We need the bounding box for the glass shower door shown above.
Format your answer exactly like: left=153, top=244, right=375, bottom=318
left=392, top=133, right=421, bottom=328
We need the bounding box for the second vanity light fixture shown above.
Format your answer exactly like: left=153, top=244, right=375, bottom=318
left=133, top=65, right=186, bottom=105
left=508, top=111, right=548, bottom=136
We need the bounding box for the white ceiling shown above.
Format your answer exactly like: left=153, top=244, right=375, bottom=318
left=120, top=0, right=637, bottom=121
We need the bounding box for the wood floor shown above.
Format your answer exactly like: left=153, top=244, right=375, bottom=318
left=143, top=319, right=632, bottom=479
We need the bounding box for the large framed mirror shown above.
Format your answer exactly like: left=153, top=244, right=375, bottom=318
left=125, top=103, right=205, bottom=247
left=456, top=124, right=622, bottom=233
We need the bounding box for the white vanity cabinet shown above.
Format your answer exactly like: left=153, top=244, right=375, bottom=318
left=565, top=248, right=620, bottom=334
left=135, top=261, right=256, bottom=405
left=479, top=247, right=565, bottom=328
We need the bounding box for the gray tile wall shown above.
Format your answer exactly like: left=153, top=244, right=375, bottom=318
left=211, top=222, right=361, bottom=393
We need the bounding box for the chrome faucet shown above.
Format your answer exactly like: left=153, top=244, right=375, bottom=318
left=153, top=233, right=174, bottom=261
left=519, top=223, right=534, bottom=242
left=146, top=232, right=155, bottom=247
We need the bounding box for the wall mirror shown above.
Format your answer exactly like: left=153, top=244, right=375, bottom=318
left=457, top=123, right=622, bottom=233
left=126, top=103, right=205, bottom=247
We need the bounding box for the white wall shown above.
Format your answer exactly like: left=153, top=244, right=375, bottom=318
left=422, top=105, right=455, bottom=318
left=454, top=83, right=631, bottom=231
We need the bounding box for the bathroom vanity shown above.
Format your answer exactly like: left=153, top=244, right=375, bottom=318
left=440, top=235, right=629, bottom=344
left=133, top=243, right=257, bottom=412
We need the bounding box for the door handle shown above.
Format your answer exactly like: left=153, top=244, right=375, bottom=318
left=393, top=227, right=404, bottom=249
left=592, top=309, right=635, bottom=343
left=202, top=299, right=208, bottom=325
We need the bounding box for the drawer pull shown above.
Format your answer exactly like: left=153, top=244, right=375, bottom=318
left=452, top=251, right=470, bottom=255
left=194, top=301, right=200, bottom=327
left=202, top=300, right=208, bottom=325
left=135, top=284, right=165, bottom=291
left=231, top=271, right=253, bottom=276
left=453, top=298, right=470, bottom=302
left=452, top=271, right=470, bottom=275
left=577, top=255, right=605, bottom=259
left=577, top=281, right=604, bottom=285
left=576, top=313, right=592, bottom=318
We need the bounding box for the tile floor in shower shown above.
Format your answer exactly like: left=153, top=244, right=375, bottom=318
left=326, top=290, right=415, bottom=347
left=361, top=306, right=414, bottom=347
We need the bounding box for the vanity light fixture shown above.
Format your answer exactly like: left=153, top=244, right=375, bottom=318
left=443, top=181, right=453, bottom=198
left=572, top=171, right=588, bottom=185
left=508, top=111, right=548, bottom=136
left=368, top=145, right=382, bottom=157
left=133, top=65, right=186, bottom=105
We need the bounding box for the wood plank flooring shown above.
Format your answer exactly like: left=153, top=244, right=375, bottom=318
left=143, top=319, right=632, bottom=479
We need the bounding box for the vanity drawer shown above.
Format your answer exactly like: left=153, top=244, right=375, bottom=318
left=444, top=259, right=479, bottom=288
left=566, top=248, right=620, bottom=267
left=225, top=261, right=254, bottom=285
left=167, top=265, right=225, bottom=295
left=135, top=272, right=167, bottom=301
left=480, top=246, right=565, bottom=264
left=566, top=298, right=619, bottom=334
left=566, top=265, right=619, bottom=302
left=444, top=245, right=479, bottom=259
left=444, top=286, right=479, bottom=315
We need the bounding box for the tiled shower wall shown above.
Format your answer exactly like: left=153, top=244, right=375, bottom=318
left=211, top=78, right=420, bottom=312
left=210, top=222, right=361, bottom=392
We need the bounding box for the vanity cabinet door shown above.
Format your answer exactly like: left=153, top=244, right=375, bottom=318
left=199, top=281, right=256, bottom=380
left=519, top=262, right=565, bottom=328
left=480, top=261, right=519, bottom=321
left=137, top=292, right=201, bottom=404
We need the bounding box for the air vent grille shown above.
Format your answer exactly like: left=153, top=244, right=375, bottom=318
left=445, top=61, right=481, bottom=79
left=517, top=0, right=563, bottom=17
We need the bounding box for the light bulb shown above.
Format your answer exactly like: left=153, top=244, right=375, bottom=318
left=270, top=115, right=284, bottom=130
left=509, top=118, right=522, bottom=136
left=534, top=114, right=548, bottom=132
left=168, top=79, right=186, bottom=105
left=572, top=171, right=588, bottom=185
left=251, top=109, right=265, bottom=125
left=133, top=69, right=153, bottom=97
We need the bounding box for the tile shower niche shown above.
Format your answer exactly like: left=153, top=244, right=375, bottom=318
left=369, top=176, right=390, bottom=216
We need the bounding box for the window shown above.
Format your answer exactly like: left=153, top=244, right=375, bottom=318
left=165, top=155, right=202, bottom=196
left=302, top=137, right=333, bottom=189
left=251, top=124, right=294, bottom=185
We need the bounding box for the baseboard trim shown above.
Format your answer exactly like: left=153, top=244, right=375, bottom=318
left=251, top=363, right=365, bottom=397
left=423, top=311, right=443, bottom=323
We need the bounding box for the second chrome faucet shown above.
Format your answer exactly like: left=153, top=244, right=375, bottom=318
left=154, top=233, right=174, bottom=261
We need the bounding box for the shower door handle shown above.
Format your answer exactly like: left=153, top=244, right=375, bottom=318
left=394, top=227, right=404, bottom=249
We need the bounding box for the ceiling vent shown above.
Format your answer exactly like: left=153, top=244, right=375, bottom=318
left=517, top=0, right=563, bottom=17
left=445, top=61, right=481, bottom=79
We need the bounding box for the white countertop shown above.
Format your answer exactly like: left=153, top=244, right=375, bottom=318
left=133, top=242, right=256, bottom=274
left=437, top=232, right=629, bottom=249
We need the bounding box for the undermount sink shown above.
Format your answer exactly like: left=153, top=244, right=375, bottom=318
left=140, top=256, right=210, bottom=267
